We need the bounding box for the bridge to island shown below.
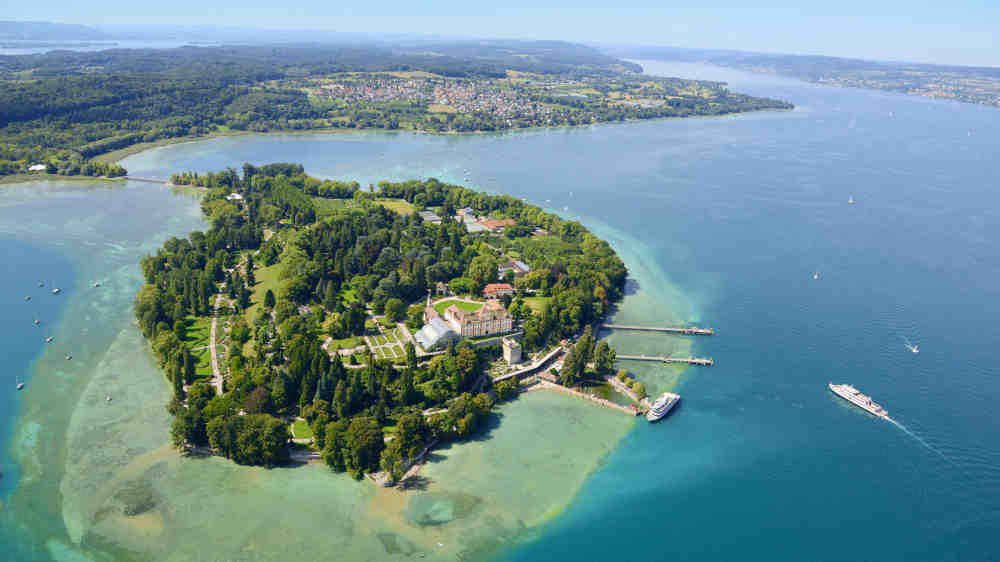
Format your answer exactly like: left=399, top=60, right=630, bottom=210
left=125, top=176, right=170, bottom=184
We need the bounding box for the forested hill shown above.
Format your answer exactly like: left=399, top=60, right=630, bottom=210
left=0, top=41, right=790, bottom=178
left=0, top=42, right=635, bottom=177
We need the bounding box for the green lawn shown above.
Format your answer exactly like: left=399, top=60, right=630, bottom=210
left=312, top=196, right=355, bottom=217
left=433, top=299, right=483, bottom=316
left=181, top=315, right=214, bottom=379
left=245, top=260, right=282, bottom=323
left=523, top=296, right=551, bottom=314
left=327, top=335, right=362, bottom=350
left=292, top=419, right=314, bottom=439
left=376, top=198, right=415, bottom=215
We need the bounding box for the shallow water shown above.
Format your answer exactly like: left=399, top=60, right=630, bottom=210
left=3, top=60, right=1000, bottom=560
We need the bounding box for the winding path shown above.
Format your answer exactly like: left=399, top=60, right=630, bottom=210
left=209, top=294, right=223, bottom=395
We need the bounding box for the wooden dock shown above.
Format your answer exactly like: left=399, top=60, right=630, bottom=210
left=601, top=324, right=713, bottom=335
left=617, top=354, right=714, bottom=366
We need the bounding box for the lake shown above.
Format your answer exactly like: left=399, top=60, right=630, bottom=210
left=2, top=60, right=998, bottom=560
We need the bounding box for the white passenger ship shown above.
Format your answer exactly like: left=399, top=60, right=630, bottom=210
left=646, top=392, right=680, bottom=422
left=828, top=383, right=890, bottom=421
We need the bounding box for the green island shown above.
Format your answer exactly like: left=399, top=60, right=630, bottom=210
left=136, top=163, right=633, bottom=483
left=0, top=42, right=792, bottom=179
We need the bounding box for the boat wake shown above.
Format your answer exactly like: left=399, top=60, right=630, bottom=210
left=890, top=419, right=953, bottom=465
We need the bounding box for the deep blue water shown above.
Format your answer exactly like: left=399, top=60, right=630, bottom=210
left=1, top=60, right=997, bottom=560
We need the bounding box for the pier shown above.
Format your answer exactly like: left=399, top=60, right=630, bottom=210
left=528, top=380, right=640, bottom=416
left=601, top=324, right=713, bottom=335
left=617, top=354, right=714, bottom=366
left=125, top=176, right=170, bottom=184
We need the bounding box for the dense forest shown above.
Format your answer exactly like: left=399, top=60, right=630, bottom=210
left=137, top=164, right=626, bottom=480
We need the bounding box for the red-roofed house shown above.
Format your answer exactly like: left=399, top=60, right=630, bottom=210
left=478, top=218, right=516, bottom=233
left=482, top=283, right=515, bottom=299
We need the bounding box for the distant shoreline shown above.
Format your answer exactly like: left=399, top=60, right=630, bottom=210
left=95, top=105, right=794, bottom=166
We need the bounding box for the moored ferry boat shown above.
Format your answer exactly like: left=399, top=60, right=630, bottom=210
left=646, top=392, right=680, bottom=422
left=828, top=383, right=891, bottom=421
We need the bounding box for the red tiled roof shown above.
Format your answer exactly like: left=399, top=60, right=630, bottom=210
left=479, top=218, right=516, bottom=231
left=483, top=283, right=514, bottom=295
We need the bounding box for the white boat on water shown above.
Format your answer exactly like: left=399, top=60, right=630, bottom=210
left=829, top=383, right=891, bottom=421
left=848, top=196, right=855, bottom=204
left=646, top=392, right=680, bottom=422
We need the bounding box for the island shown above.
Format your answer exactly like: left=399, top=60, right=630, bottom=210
left=136, top=163, right=634, bottom=483
left=0, top=42, right=792, bottom=180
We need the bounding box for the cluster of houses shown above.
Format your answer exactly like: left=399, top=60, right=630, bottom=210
left=417, top=208, right=519, bottom=234
left=317, top=76, right=555, bottom=122
left=410, top=204, right=536, bottom=354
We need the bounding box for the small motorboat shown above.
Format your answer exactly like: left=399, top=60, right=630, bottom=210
left=52, top=287, right=61, bottom=294
left=65, top=354, right=72, bottom=360
left=813, top=272, right=820, bottom=280
left=94, top=282, right=101, bottom=288
left=105, top=395, right=112, bottom=402
left=848, top=196, right=855, bottom=204
left=33, top=319, right=40, bottom=325
left=25, top=296, right=31, bottom=301
left=17, top=381, right=25, bottom=390
left=45, top=337, right=54, bottom=343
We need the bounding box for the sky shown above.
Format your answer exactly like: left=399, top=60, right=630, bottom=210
left=6, top=0, right=999, bottom=67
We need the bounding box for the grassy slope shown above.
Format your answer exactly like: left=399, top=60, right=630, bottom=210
left=523, top=296, right=551, bottom=314
left=375, top=198, right=415, bottom=215
left=181, top=315, right=213, bottom=379
left=245, top=261, right=282, bottom=323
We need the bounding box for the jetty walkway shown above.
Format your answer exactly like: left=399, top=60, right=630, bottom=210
left=601, top=324, right=713, bottom=335
left=125, top=176, right=170, bottom=184
left=617, top=354, right=714, bottom=366
left=530, top=380, right=639, bottom=416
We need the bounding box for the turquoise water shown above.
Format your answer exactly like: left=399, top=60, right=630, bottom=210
left=3, top=60, right=999, bottom=559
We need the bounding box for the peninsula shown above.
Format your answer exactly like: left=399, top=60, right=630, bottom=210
left=137, top=164, right=631, bottom=482
left=0, top=42, right=792, bottom=180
